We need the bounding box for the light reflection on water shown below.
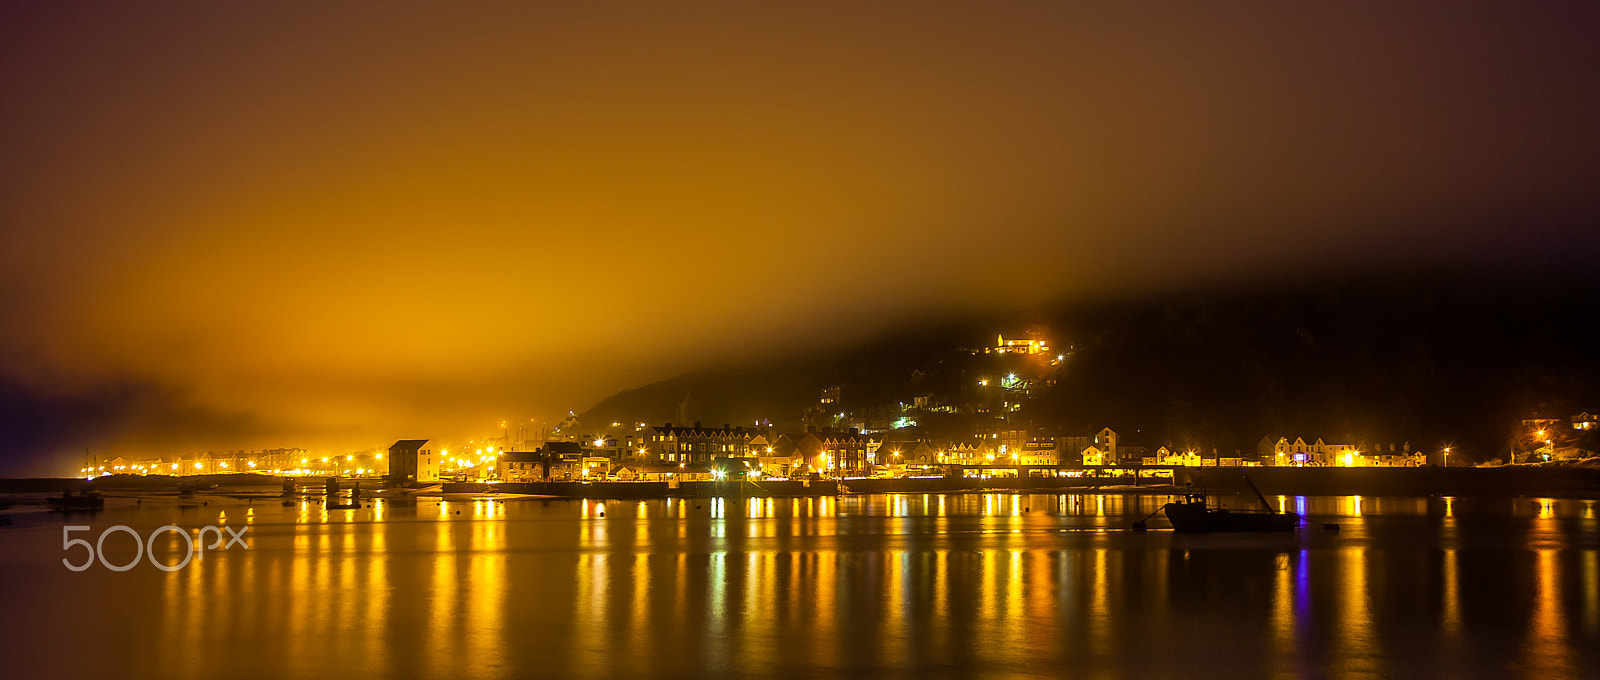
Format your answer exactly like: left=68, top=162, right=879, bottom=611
left=1271, top=551, right=1294, bottom=678
left=1, top=492, right=1598, bottom=679
left=1336, top=546, right=1375, bottom=677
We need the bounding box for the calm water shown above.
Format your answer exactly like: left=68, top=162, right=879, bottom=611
left=2, top=492, right=1598, bottom=679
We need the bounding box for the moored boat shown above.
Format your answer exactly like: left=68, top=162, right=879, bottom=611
left=46, top=490, right=106, bottom=511
left=1161, top=494, right=1300, bottom=532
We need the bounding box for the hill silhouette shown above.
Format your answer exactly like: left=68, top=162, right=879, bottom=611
left=582, top=268, right=1599, bottom=462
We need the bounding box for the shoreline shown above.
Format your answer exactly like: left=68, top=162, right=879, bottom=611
left=5, top=464, right=1598, bottom=499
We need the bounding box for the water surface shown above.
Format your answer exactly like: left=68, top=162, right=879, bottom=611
left=2, top=492, right=1597, bottom=678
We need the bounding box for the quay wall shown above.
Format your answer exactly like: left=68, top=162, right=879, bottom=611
left=447, top=467, right=1600, bottom=499
left=0, top=473, right=286, bottom=492
left=441, top=476, right=1171, bottom=498
left=1174, top=465, right=1600, bottom=498
left=442, top=480, right=843, bottom=498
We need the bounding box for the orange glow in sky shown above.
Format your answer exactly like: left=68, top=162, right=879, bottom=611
left=2, top=2, right=1599, bottom=473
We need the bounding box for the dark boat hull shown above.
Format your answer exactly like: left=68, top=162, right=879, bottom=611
left=46, top=495, right=106, bottom=511
left=1163, top=502, right=1299, bottom=532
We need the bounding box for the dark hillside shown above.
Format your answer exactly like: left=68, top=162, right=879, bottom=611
left=583, top=269, right=1599, bottom=461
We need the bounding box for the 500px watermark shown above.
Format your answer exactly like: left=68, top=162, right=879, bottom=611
left=62, top=525, right=248, bottom=572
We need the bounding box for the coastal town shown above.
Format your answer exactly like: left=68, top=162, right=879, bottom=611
left=76, top=332, right=1599, bottom=485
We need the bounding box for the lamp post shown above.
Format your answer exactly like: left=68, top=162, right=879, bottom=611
left=1443, top=446, right=1451, bottom=468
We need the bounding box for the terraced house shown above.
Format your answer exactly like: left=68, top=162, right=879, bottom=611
left=647, top=422, right=768, bottom=465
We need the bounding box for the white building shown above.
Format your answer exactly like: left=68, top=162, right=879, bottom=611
left=1271, top=437, right=1360, bottom=467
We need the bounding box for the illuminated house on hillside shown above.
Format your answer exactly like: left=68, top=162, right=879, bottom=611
left=1574, top=412, right=1597, bottom=431
left=820, top=385, right=840, bottom=404
left=993, top=334, right=1049, bottom=355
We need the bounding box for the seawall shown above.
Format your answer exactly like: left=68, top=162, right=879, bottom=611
left=440, top=476, right=1176, bottom=498
left=440, top=466, right=1600, bottom=499
left=1173, top=465, right=1600, bottom=498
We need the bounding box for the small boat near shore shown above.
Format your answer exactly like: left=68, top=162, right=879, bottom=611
left=1137, top=476, right=1311, bottom=532
left=46, top=490, right=106, bottom=511
left=1161, top=493, right=1300, bottom=532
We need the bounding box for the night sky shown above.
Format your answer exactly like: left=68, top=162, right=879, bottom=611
left=3, top=2, right=1598, bottom=474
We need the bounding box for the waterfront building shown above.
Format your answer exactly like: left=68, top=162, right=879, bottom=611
left=1117, top=445, right=1149, bottom=466
left=986, top=436, right=1057, bottom=466
left=1058, top=436, right=1089, bottom=461
left=997, top=428, right=1030, bottom=455
left=498, top=451, right=543, bottom=483
left=762, top=435, right=803, bottom=477
left=257, top=447, right=309, bottom=473
left=386, top=439, right=436, bottom=483
left=80, top=445, right=374, bottom=479
left=873, top=440, right=937, bottom=469
left=1350, top=442, right=1423, bottom=467
left=1271, top=436, right=1360, bottom=467
left=614, top=463, right=708, bottom=482
left=749, top=434, right=795, bottom=477
left=540, top=441, right=584, bottom=464
left=587, top=433, right=643, bottom=461
left=788, top=427, right=881, bottom=476
left=941, top=441, right=995, bottom=465
left=1015, top=440, right=1058, bottom=466
left=1081, top=445, right=1108, bottom=466
left=1094, top=428, right=1119, bottom=460
left=513, top=441, right=587, bottom=480
left=1197, top=449, right=1246, bottom=467
left=1150, top=446, right=1203, bottom=467
left=1051, top=428, right=1118, bottom=466
left=187, top=452, right=216, bottom=475
left=647, top=422, right=768, bottom=465
left=581, top=457, right=612, bottom=479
